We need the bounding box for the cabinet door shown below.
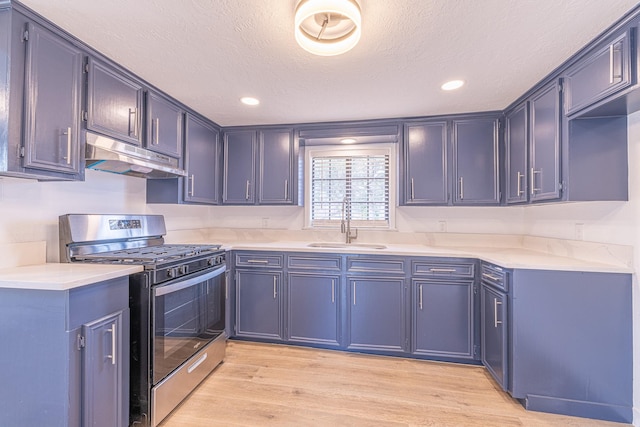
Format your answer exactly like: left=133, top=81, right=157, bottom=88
left=236, top=270, right=283, bottom=340
left=258, top=128, right=295, bottom=204
left=413, top=280, right=474, bottom=359
left=223, top=130, right=256, bottom=204
left=87, top=58, right=143, bottom=145
left=288, top=273, right=341, bottom=347
left=146, top=91, right=183, bottom=158
left=452, top=118, right=500, bottom=204
left=530, top=81, right=561, bottom=201
left=22, top=22, right=82, bottom=176
left=403, top=121, right=448, bottom=204
left=82, top=309, right=129, bottom=427
left=347, top=276, right=407, bottom=353
left=481, top=284, right=508, bottom=391
left=184, top=114, right=220, bottom=204
left=505, top=104, right=528, bottom=204
left=564, top=30, right=631, bottom=116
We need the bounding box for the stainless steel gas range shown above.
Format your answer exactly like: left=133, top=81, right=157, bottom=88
left=59, top=214, right=227, bottom=427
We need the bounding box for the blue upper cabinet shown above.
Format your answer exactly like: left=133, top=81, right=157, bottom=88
left=505, top=103, right=528, bottom=204
left=223, top=130, right=257, bottom=204
left=529, top=81, right=562, bottom=201
left=452, top=116, right=500, bottom=205
left=22, top=21, right=83, bottom=178
left=258, top=129, right=295, bottom=204
left=564, top=28, right=633, bottom=117
left=145, top=91, right=183, bottom=158
left=183, top=113, right=221, bottom=204
left=86, top=58, right=144, bottom=146
left=223, top=127, right=297, bottom=205
left=402, top=121, right=448, bottom=205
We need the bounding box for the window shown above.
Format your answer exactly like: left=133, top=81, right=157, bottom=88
left=305, top=145, right=396, bottom=229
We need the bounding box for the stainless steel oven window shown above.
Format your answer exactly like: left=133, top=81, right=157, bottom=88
left=152, top=266, right=226, bottom=384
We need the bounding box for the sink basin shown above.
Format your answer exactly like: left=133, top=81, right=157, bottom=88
left=307, top=242, right=387, bottom=250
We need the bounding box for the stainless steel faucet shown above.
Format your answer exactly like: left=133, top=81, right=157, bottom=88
left=341, top=196, right=358, bottom=244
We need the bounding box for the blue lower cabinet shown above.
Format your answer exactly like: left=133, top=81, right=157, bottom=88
left=412, top=279, right=475, bottom=360
left=0, top=277, right=130, bottom=427
left=508, top=269, right=632, bottom=423
left=287, top=272, right=341, bottom=347
left=346, top=276, right=408, bottom=354
left=480, top=283, right=508, bottom=390
left=235, top=269, right=283, bottom=340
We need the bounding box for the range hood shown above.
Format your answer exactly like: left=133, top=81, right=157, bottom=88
left=85, top=132, right=187, bottom=179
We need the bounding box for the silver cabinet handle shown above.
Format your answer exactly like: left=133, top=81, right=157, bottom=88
left=245, top=180, right=250, bottom=200
left=609, top=43, right=615, bottom=84
left=331, top=279, right=335, bottom=304
left=419, top=284, right=423, bottom=310
left=459, top=176, right=464, bottom=200
left=247, top=259, right=269, bottom=264
left=482, top=272, right=501, bottom=281
left=225, top=272, right=229, bottom=300
left=107, top=323, right=116, bottom=365
left=284, top=179, right=289, bottom=199
left=494, top=298, right=502, bottom=328
left=128, top=108, right=138, bottom=138
left=154, top=118, right=160, bottom=145
left=429, top=268, right=456, bottom=273
left=188, top=174, right=195, bottom=196
left=410, top=178, right=415, bottom=200
left=516, top=171, right=523, bottom=197
left=63, top=127, right=71, bottom=164
left=187, top=352, right=207, bottom=374
left=530, top=168, right=541, bottom=195
left=353, top=281, right=356, bottom=305
left=273, top=276, right=277, bottom=299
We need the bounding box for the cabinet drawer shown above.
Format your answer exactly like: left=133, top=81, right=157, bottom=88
left=235, top=252, right=283, bottom=268
left=480, top=263, right=508, bottom=292
left=411, top=260, right=475, bottom=278
left=287, top=254, right=341, bottom=271
left=346, top=256, right=405, bottom=274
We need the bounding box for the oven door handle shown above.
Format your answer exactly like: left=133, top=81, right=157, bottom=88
left=154, top=265, right=226, bottom=296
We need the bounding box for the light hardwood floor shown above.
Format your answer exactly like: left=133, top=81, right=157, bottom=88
left=161, top=341, right=628, bottom=427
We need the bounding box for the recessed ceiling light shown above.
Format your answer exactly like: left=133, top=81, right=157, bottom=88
left=240, top=97, right=260, bottom=106
left=341, top=138, right=357, bottom=144
left=441, top=80, right=465, bottom=91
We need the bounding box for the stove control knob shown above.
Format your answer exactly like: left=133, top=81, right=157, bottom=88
left=178, top=265, right=189, bottom=275
left=207, top=258, right=215, bottom=266
left=167, top=268, right=176, bottom=278
left=216, top=255, right=225, bottom=264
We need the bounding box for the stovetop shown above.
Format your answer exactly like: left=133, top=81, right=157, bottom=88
left=72, top=244, right=223, bottom=266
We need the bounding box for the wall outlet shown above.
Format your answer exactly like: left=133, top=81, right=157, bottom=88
left=574, top=223, right=584, bottom=240
left=261, top=217, right=269, bottom=228
left=437, top=220, right=447, bottom=232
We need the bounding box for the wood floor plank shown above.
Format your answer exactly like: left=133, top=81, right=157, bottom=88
left=160, top=341, right=629, bottom=427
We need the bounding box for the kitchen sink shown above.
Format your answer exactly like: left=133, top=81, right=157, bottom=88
left=307, top=242, right=387, bottom=250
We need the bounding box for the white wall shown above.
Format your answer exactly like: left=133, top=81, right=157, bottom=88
left=0, top=113, right=638, bottom=423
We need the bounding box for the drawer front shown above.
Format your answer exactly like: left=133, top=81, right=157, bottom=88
left=480, top=263, right=508, bottom=292
left=235, top=252, right=283, bottom=268
left=346, top=256, right=405, bottom=274
left=287, top=255, right=342, bottom=271
left=412, top=260, right=475, bottom=278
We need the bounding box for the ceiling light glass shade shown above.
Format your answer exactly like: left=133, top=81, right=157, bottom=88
left=295, top=0, right=362, bottom=56
left=240, top=97, right=260, bottom=106
left=441, top=80, right=465, bottom=91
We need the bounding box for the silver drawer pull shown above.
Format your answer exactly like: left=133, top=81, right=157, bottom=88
left=482, top=272, right=501, bottom=281
left=187, top=352, right=208, bottom=373
left=429, top=268, right=456, bottom=273
left=246, top=259, right=269, bottom=264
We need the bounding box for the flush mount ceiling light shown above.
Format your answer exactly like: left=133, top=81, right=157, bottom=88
left=295, top=0, right=362, bottom=56
left=340, top=138, right=357, bottom=144
left=240, top=96, right=260, bottom=106
left=441, top=80, right=465, bottom=91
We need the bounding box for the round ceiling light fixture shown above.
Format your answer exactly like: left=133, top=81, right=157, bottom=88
left=295, top=0, right=362, bottom=56
left=240, top=96, right=260, bottom=106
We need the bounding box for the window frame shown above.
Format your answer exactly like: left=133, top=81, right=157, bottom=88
left=304, top=143, right=397, bottom=230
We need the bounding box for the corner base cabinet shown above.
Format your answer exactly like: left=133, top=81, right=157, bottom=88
left=0, top=277, right=130, bottom=427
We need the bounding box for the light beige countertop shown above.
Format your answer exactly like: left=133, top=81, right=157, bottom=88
left=223, top=241, right=633, bottom=273
left=0, top=263, right=143, bottom=291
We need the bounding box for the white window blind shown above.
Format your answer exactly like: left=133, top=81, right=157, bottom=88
left=310, top=154, right=390, bottom=228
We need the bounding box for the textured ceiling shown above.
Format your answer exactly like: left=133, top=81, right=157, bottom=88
left=18, top=0, right=640, bottom=126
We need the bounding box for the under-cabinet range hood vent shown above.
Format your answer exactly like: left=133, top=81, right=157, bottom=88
left=85, top=132, right=187, bottom=179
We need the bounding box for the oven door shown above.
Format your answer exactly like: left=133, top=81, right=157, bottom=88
left=152, top=264, right=225, bottom=385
